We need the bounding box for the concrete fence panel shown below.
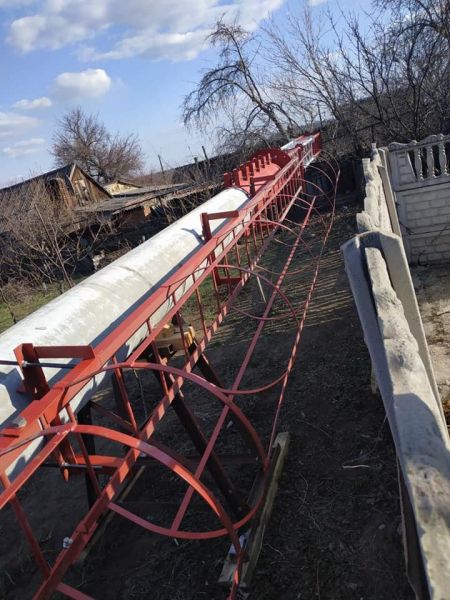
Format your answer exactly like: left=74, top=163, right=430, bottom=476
left=342, top=230, right=450, bottom=599
left=357, top=144, right=401, bottom=238
left=389, top=134, right=450, bottom=264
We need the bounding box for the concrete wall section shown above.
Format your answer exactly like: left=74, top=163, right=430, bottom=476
left=399, top=184, right=450, bottom=263
left=357, top=145, right=401, bottom=238
left=342, top=231, right=450, bottom=599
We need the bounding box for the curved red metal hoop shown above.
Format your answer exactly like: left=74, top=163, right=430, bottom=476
left=55, top=362, right=268, bottom=462
left=256, top=218, right=317, bottom=255
left=1, top=423, right=247, bottom=546
left=218, top=262, right=301, bottom=324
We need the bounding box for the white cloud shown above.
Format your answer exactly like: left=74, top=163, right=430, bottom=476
left=9, top=14, right=102, bottom=52
left=13, top=96, right=52, bottom=110
left=7, top=0, right=284, bottom=60
left=2, top=137, right=46, bottom=158
left=84, top=30, right=210, bottom=62
left=308, top=0, right=327, bottom=5
left=0, top=112, right=40, bottom=139
left=53, top=68, right=112, bottom=99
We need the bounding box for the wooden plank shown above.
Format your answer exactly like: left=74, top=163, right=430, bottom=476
left=218, top=432, right=290, bottom=589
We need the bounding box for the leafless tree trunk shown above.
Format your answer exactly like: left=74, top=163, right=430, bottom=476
left=183, top=19, right=297, bottom=146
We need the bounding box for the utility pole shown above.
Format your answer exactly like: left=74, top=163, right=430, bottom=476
left=202, top=145, right=210, bottom=166
left=158, top=154, right=167, bottom=183
left=194, top=157, right=202, bottom=182
left=202, top=145, right=211, bottom=180
left=317, top=102, right=323, bottom=130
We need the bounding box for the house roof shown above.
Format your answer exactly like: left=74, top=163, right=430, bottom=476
left=0, top=164, right=75, bottom=198
left=0, top=163, right=112, bottom=200
left=105, top=178, right=143, bottom=189
left=76, top=182, right=220, bottom=216
left=113, top=183, right=190, bottom=198
left=0, top=163, right=112, bottom=235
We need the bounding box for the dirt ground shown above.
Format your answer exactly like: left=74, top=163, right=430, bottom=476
left=413, top=263, right=450, bottom=417
left=250, top=215, right=413, bottom=600
left=0, top=204, right=413, bottom=600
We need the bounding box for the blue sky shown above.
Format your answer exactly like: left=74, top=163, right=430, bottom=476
left=0, top=0, right=367, bottom=185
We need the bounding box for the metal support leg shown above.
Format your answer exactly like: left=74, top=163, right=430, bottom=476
left=149, top=355, right=249, bottom=519
left=78, top=402, right=98, bottom=508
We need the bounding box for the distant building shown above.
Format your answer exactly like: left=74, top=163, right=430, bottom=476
left=77, top=181, right=219, bottom=228
left=104, top=179, right=143, bottom=195
left=0, top=163, right=111, bottom=213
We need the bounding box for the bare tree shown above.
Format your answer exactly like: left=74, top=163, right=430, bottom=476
left=267, top=4, right=450, bottom=154
left=212, top=95, right=281, bottom=156
left=0, top=179, right=112, bottom=289
left=376, top=0, right=450, bottom=43
left=183, top=19, right=297, bottom=144
left=52, top=108, right=144, bottom=183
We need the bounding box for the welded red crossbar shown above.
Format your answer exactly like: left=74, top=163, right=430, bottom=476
left=0, top=132, right=339, bottom=600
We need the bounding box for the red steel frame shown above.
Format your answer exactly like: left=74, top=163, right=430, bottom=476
left=0, top=133, right=339, bottom=599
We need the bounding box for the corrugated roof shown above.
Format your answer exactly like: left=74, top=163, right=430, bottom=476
left=76, top=182, right=220, bottom=216
left=114, top=183, right=190, bottom=197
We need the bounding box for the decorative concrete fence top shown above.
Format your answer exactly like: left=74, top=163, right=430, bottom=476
left=389, top=133, right=450, bottom=189
left=386, top=134, right=450, bottom=264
